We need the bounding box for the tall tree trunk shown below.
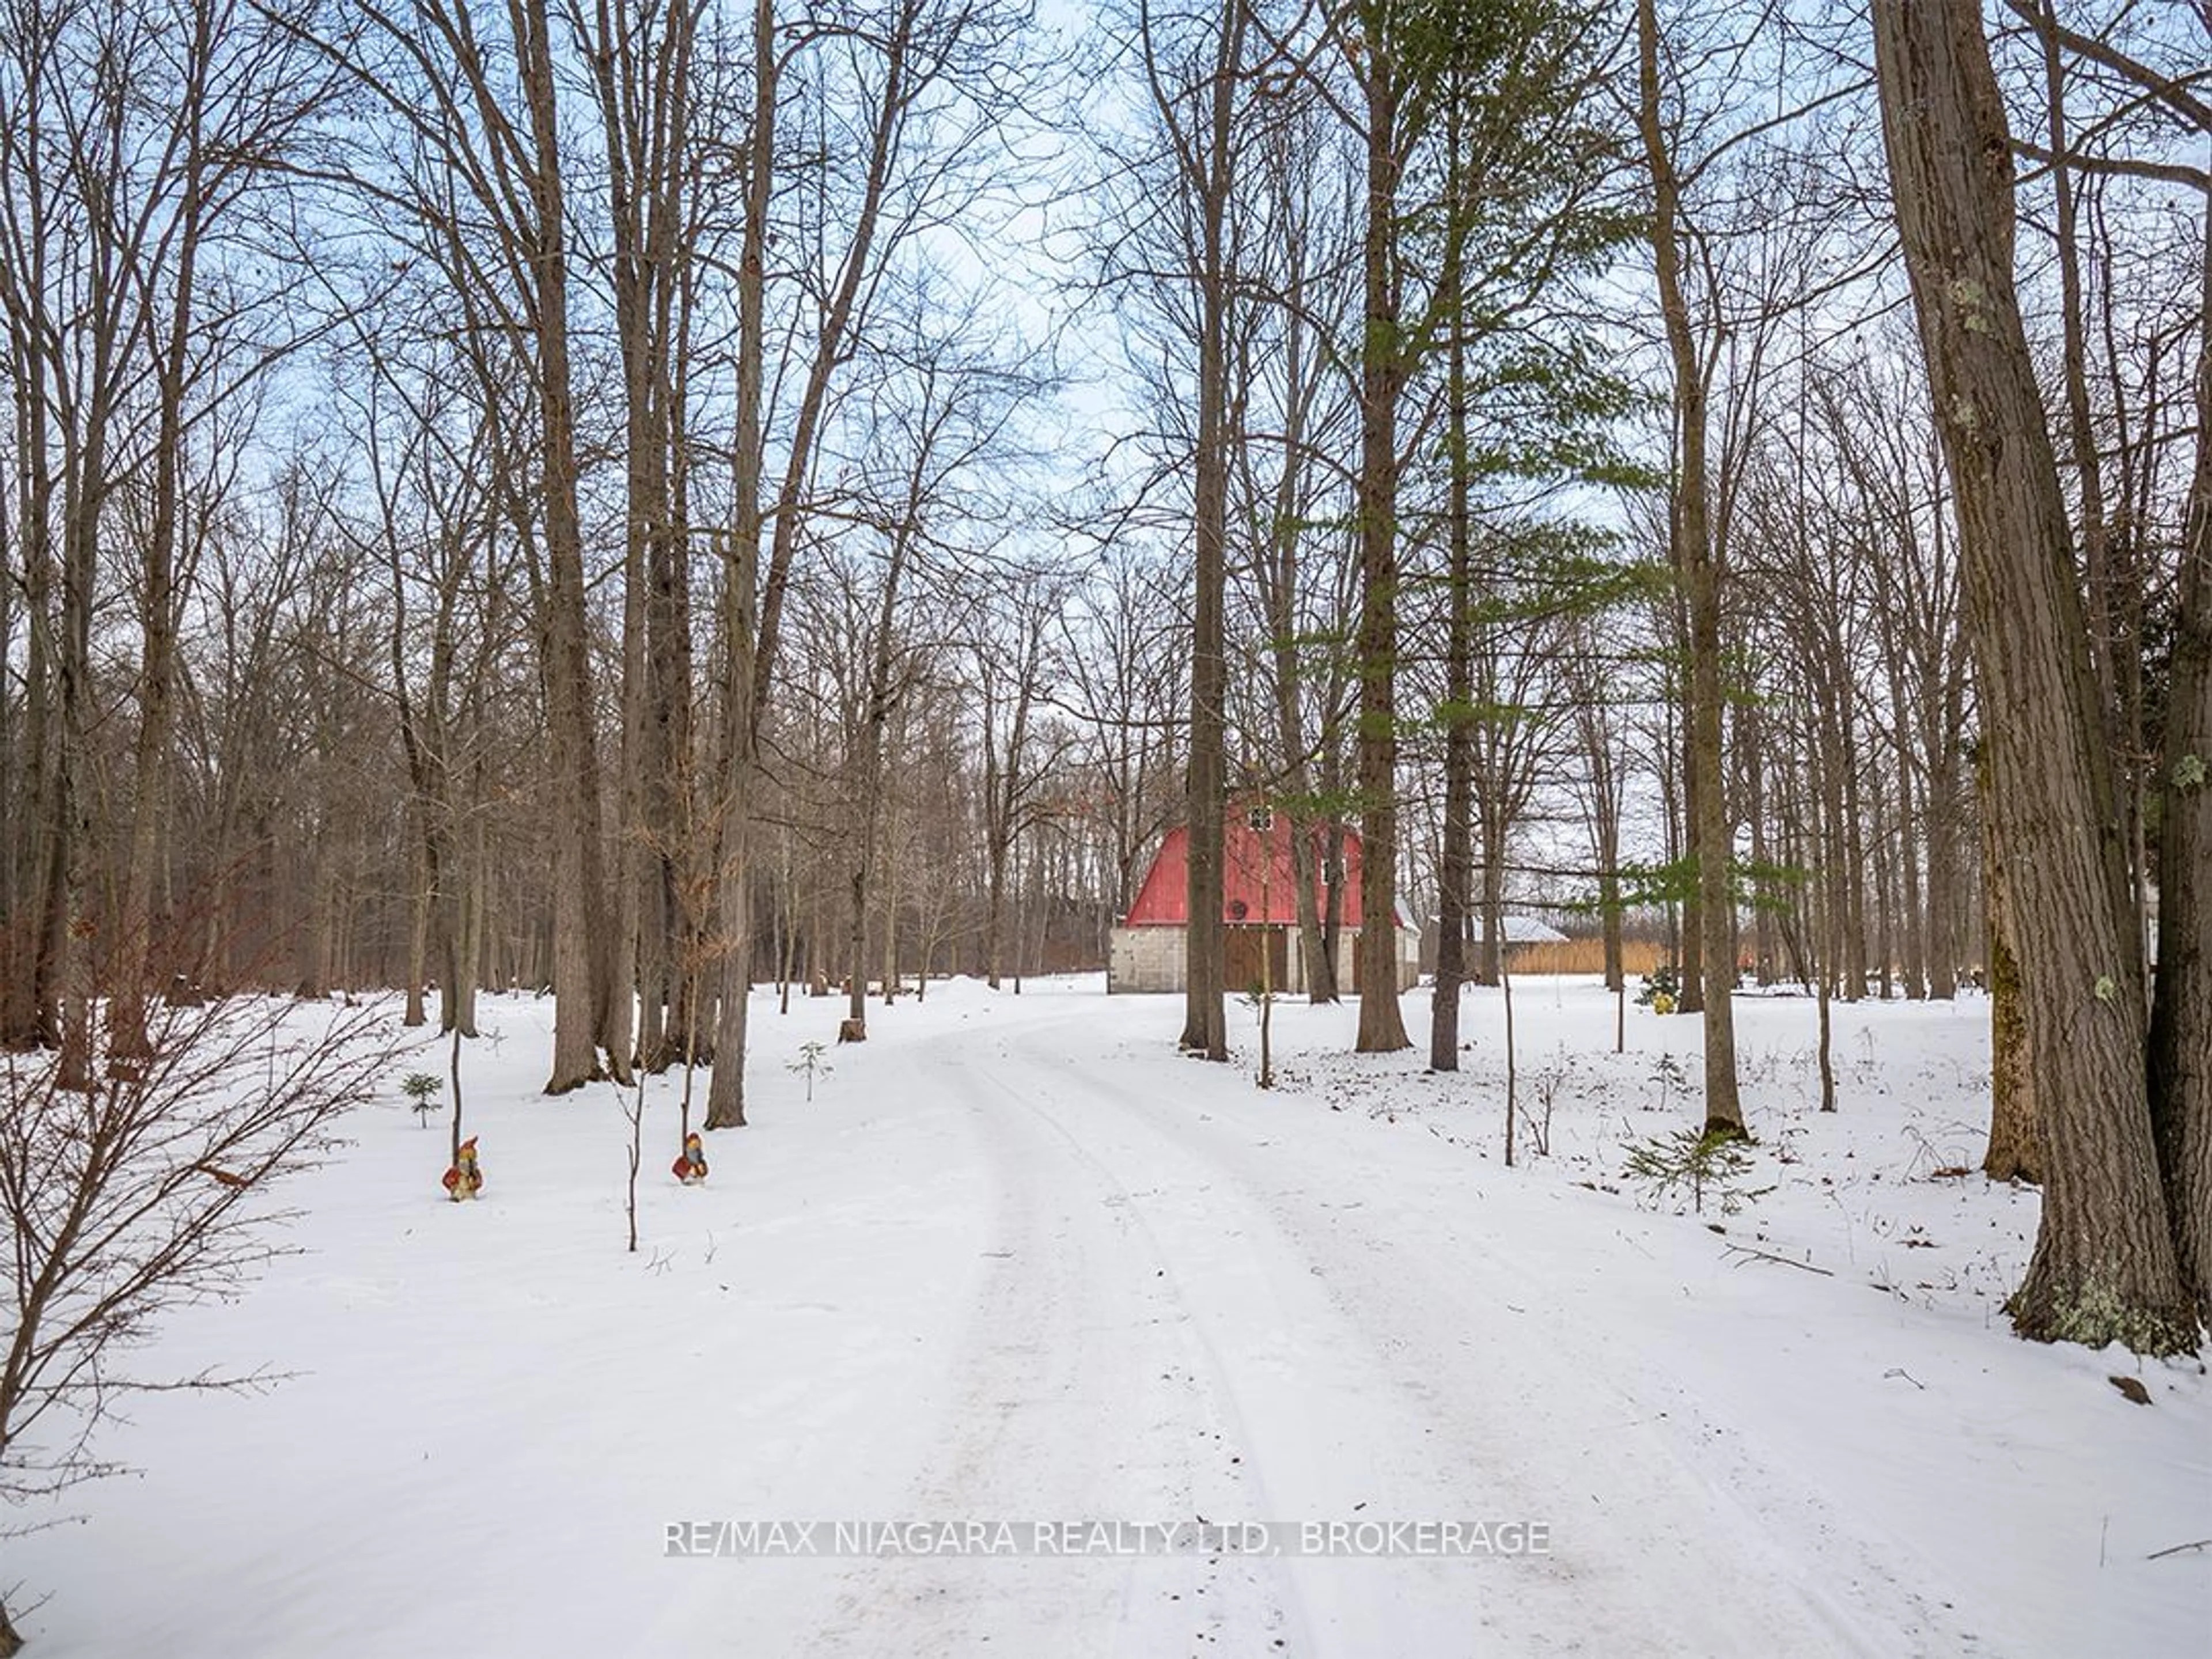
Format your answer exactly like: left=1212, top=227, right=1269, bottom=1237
left=1872, top=766, right=1895, bottom=1000
left=586, top=0, right=696, bottom=1076
left=53, top=293, right=118, bottom=1092
left=1431, top=197, right=1474, bottom=1072
left=404, top=823, right=430, bottom=1028
left=881, top=794, right=902, bottom=1005
left=1249, top=166, right=1335, bottom=1010
left=1177, top=0, right=1244, bottom=1062
left=703, top=0, right=777, bottom=1130
left=1840, top=709, right=1868, bottom=1000
left=1925, top=762, right=1958, bottom=1001
left=1747, top=705, right=1776, bottom=986
left=1925, top=482, right=1968, bottom=1003
left=2, top=21, right=64, bottom=1053
left=984, top=838, right=1009, bottom=989
left=1639, top=0, right=1740, bottom=1134
left=660, top=325, right=703, bottom=1065
left=1353, top=26, right=1409, bottom=1052
left=706, top=0, right=906, bottom=1119
left=1571, top=651, right=1625, bottom=996
left=842, top=510, right=915, bottom=1042
left=1875, top=0, right=2189, bottom=1350
left=1476, top=798, right=1508, bottom=988
left=1, top=325, right=58, bottom=1048
left=1897, top=751, right=1927, bottom=998
left=1321, top=757, right=1348, bottom=996
left=1676, top=659, right=1703, bottom=1013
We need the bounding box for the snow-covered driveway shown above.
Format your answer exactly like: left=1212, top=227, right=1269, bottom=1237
left=798, top=1004, right=1958, bottom=1658
left=13, top=978, right=2206, bottom=1657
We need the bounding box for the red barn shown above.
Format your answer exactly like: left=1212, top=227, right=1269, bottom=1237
left=1108, top=814, right=1419, bottom=994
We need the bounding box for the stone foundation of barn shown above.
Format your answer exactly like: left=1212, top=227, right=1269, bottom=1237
left=1107, top=924, right=1419, bottom=995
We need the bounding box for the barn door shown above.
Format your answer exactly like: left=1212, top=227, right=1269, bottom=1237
left=1225, top=926, right=1289, bottom=995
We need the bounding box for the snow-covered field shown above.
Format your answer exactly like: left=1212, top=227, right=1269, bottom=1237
left=11, top=975, right=2209, bottom=1657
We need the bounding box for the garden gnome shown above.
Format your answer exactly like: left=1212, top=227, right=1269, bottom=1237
left=443, top=1137, right=483, bottom=1201
left=672, top=1130, right=708, bottom=1185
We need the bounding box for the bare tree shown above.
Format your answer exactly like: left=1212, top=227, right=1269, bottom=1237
left=703, top=0, right=1037, bottom=1128
left=316, top=0, right=624, bottom=1090
left=1059, top=544, right=1186, bottom=930
left=1119, top=0, right=1257, bottom=1059
left=1, top=988, right=399, bottom=1652
left=569, top=0, right=710, bottom=1076
left=1225, top=91, right=1358, bottom=1007
left=1635, top=0, right=1743, bottom=1136
left=973, top=566, right=1066, bottom=988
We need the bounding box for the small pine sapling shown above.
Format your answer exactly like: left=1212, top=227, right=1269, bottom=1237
left=1622, top=1126, right=1775, bottom=1216
left=788, top=1040, right=832, bottom=1103
left=400, top=1070, right=441, bottom=1127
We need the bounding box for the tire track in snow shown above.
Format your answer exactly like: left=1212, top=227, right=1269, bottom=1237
left=811, top=999, right=1971, bottom=1657
left=805, top=1023, right=1311, bottom=1659
left=1016, top=1021, right=1976, bottom=1658
left=994, top=1035, right=1647, bottom=1656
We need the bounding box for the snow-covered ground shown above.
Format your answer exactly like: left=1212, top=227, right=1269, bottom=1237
left=10, top=975, right=2209, bottom=1657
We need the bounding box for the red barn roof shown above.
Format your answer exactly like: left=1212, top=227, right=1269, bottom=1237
left=1123, top=816, right=1369, bottom=926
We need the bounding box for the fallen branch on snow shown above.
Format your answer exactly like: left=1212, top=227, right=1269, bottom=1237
left=2146, top=1538, right=2211, bottom=1561
left=1721, top=1243, right=1834, bottom=1276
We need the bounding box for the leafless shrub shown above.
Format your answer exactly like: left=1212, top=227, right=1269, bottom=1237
left=1, top=991, right=399, bottom=1649
left=1528, top=1050, right=1573, bottom=1158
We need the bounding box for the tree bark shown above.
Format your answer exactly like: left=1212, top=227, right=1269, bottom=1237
left=1875, top=0, right=2189, bottom=1350
left=842, top=499, right=919, bottom=1043
left=1984, top=758, right=2041, bottom=1181
left=1747, top=705, right=1776, bottom=986
left=1431, top=158, right=1474, bottom=1071
left=1676, top=653, right=1703, bottom=1014
left=1174, top=0, right=1244, bottom=1062
left=1353, top=18, right=1409, bottom=1053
